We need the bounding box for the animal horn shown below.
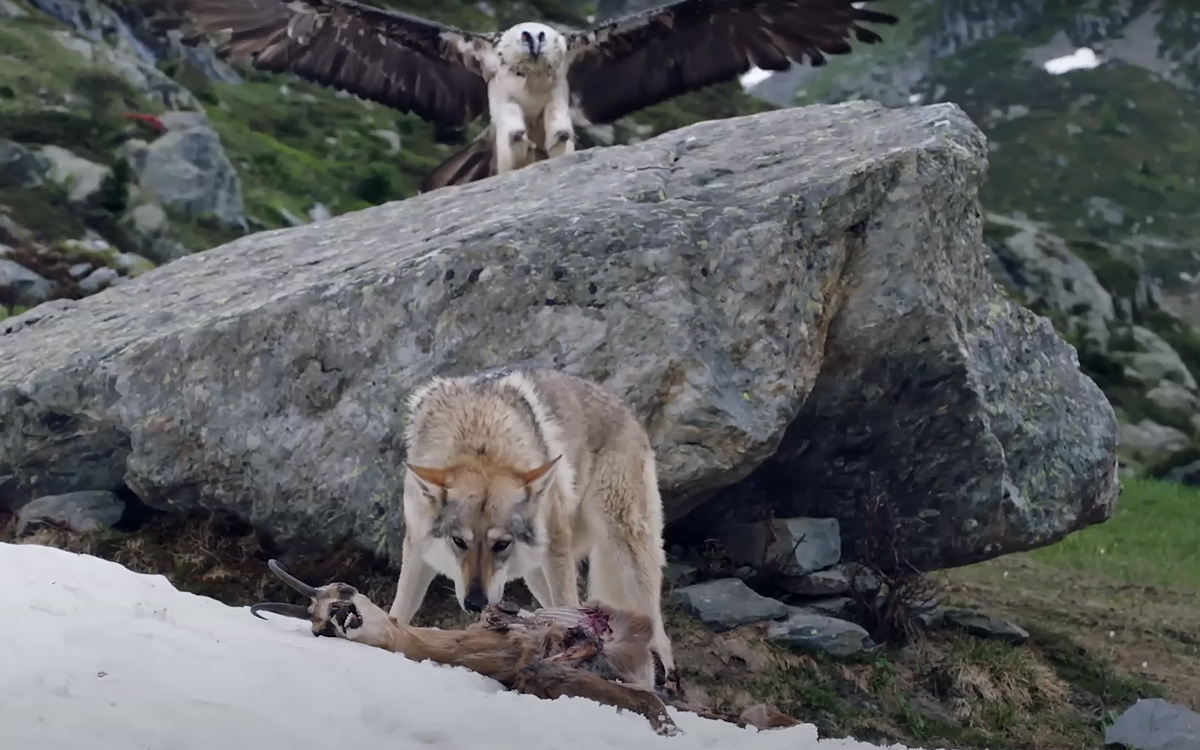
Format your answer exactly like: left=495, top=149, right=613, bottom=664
left=266, top=558, right=318, bottom=598
left=249, top=602, right=312, bottom=620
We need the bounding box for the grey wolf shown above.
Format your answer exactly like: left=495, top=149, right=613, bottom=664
left=386, top=365, right=675, bottom=680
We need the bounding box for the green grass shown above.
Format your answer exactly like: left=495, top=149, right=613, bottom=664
left=922, top=38, right=1200, bottom=248
left=1027, top=477, right=1200, bottom=589
left=0, top=19, right=160, bottom=159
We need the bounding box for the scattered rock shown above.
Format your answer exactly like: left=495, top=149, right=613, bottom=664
left=121, top=200, right=190, bottom=264
left=38, top=145, right=109, bottom=203
left=1122, top=326, right=1197, bottom=390
left=664, top=560, right=699, bottom=588
left=14, top=490, right=126, bottom=535
left=767, top=608, right=875, bottom=658
left=1145, top=381, right=1199, bottom=413
left=0, top=215, right=34, bottom=247
left=942, top=608, right=1030, bottom=645
left=32, top=0, right=200, bottom=110
left=308, top=203, right=331, bottom=223
left=0, top=102, right=1120, bottom=570
left=1104, top=698, right=1200, bottom=750
left=161, top=29, right=243, bottom=85
left=1120, top=419, right=1190, bottom=460
left=129, top=202, right=167, bottom=237
left=78, top=266, right=121, bottom=294
left=668, top=578, right=790, bottom=632
left=120, top=111, right=245, bottom=229
left=371, top=129, right=401, bottom=154
left=113, top=253, right=155, bottom=277
left=0, top=259, right=54, bottom=307
left=719, top=517, right=841, bottom=577
left=0, top=139, right=46, bottom=189
left=779, top=562, right=880, bottom=597
left=983, top=213, right=1115, bottom=348
left=0, top=0, right=28, bottom=17
left=806, top=597, right=854, bottom=618
left=1163, top=459, right=1200, bottom=487
left=915, top=605, right=946, bottom=629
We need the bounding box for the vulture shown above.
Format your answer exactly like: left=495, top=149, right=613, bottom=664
left=178, top=0, right=899, bottom=191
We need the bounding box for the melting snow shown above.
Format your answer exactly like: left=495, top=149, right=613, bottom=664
left=740, top=67, right=775, bottom=89
left=0, top=542, right=952, bottom=749
left=1044, top=47, right=1101, bottom=75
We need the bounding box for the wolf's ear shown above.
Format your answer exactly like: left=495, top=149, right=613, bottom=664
left=519, top=455, right=561, bottom=499
left=406, top=463, right=450, bottom=502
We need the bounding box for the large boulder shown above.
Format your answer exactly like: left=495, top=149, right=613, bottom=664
left=0, top=101, right=1119, bottom=570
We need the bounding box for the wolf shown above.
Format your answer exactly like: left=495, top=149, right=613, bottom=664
left=387, top=365, right=675, bottom=681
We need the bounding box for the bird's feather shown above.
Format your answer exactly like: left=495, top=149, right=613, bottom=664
left=565, top=0, right=899, bottom=125
left=179, top=0, right=495, bottom=128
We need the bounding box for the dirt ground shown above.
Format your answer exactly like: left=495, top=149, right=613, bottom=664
left=944, top=554, right=1200, bottom=710
left=2, top=509, right=1189, bottom=749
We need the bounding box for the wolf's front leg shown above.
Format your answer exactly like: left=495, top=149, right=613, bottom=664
left=541, top=509, right=581, bottom=607
left=389, top=539, right=438, bottom=625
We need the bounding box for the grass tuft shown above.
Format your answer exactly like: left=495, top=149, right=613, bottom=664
left=1026, top=477, right=1200, bottom=590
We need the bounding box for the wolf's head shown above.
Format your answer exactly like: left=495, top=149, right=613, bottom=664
left=405, top=456, right=560, bottom=613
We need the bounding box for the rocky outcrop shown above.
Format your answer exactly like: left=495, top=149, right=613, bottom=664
left=119, top=111, right=246, bottom=231
left=1105, top=698, right=1200, bottom=750
left=0, top=101, right=1119, bottom=571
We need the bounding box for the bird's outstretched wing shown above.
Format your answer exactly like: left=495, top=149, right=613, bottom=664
left=564, top=0, right=899, bottom=126
left=179, top=0, right=495, bottom=129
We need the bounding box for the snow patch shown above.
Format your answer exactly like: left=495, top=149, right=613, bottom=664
left=1044, top=48, right=1100, bottom=75
left=0, top=542, right=944, bottom=750
left=740, top=67, right=775, bottom=89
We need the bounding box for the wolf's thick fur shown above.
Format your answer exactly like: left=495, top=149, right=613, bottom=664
left=389, top=365, right=674, bottom=678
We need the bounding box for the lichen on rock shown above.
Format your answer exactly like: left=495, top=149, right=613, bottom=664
left=0, top=101, right=1119, bottom=573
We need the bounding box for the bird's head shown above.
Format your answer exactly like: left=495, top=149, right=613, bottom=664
left=499, top=22, right=566, bottom=65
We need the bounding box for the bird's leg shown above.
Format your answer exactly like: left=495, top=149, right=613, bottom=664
left=543, top=97, right=575, bottom=159
left=492, top=100, right=531, bottom=174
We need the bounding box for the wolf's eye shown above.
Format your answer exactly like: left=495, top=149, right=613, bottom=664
left=492, top=539, right=511, bottom=553
left=451, top=536, right=468, bottom=550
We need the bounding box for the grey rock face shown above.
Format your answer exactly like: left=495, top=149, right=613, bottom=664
left=1121, top=419, right=1189, bottom=461
left=718, top=517, right=841, bottom=577
left=38, top=145, right=110, bottom=203
left=0, top=260, right=55, bottom=308
left=942, top=608, right=1030, bottom=645
left=15, top=490, right=125, bottom=535
left=667, top=578, right=790, bottom=632
left=767, top=608, right=875, bottom=658
left=780, top=562, right=881, bottom=598
left=0, top=102, right=1118, bottom=570
left=120, top=111, right=245, bottom=230
left=983, top=213, right=1115, bottom=349
left=1105, top=698, right=1200, bottom=750
left=0, top=139, right=47, bottom=189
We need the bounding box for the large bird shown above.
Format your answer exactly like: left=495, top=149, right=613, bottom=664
left=178, top=0, right=899, bottom=192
